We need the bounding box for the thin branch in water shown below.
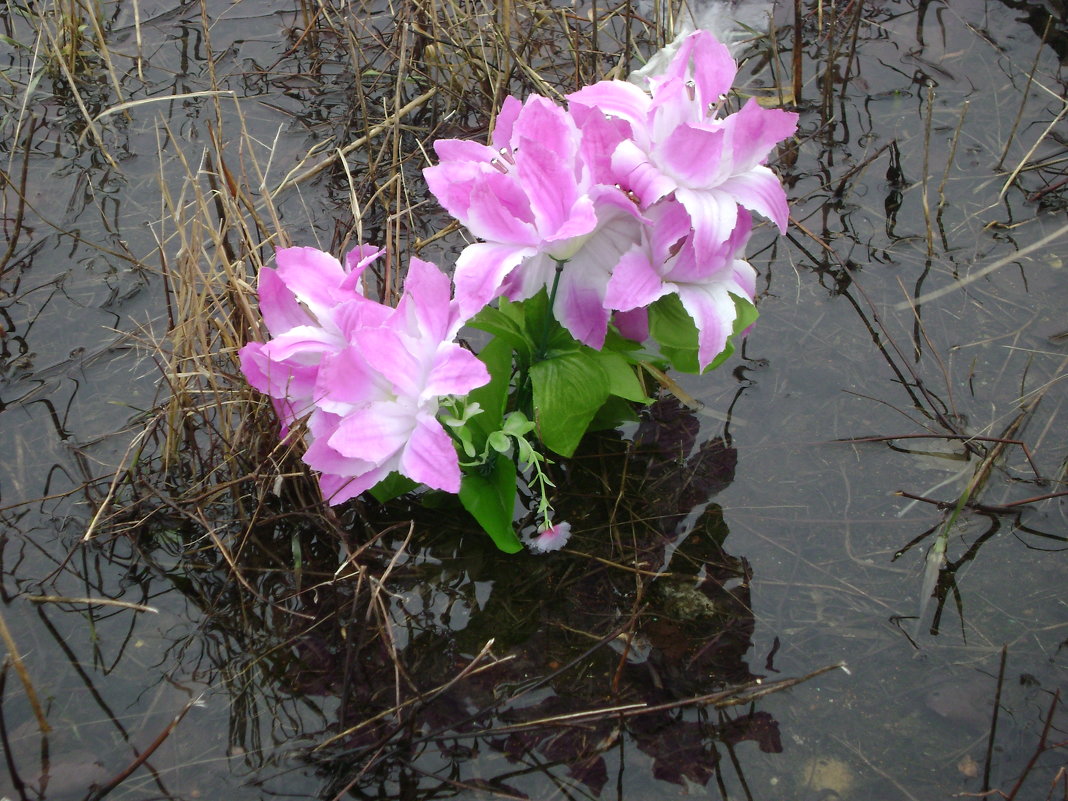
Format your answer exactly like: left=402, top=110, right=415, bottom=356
left=1005, top=690, right=1062, bottom=801
left=897, top=221, right=1068, bottom=309
left=936, top=99, right=968, bottom=251
left=24, top=596, right=159, bottom=614
left=0, top=610, right=50, bottom=733
left=272, top=88, right=438, bottom=194
left=995, top=15, right=1052, bottom=172
left=982, top=645, right=1008, bottom=793
left=921, top=81, right=935, bottom=258
left=86, top=694, right=202, bottom=801
left=998, top=101, right=1068, bottom=201
left=838, top=433, right=1043, bottom=481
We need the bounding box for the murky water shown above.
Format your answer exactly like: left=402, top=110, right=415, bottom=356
left=1, top=1, right=1066, bottom=799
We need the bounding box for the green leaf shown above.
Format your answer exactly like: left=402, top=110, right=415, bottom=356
left=501, top=410, right=535, bottom=438
left=731, top=293, right=759, bottom=332
left=596, top=350, right=651, bottom=403
left=648, top=295, right=702, bottom=373
left=518, top=288, right=550, bottom=338
left=660, top=344, right=701, bottom=373
left=588, top=394, right=641, bottom=430
left=369, top=471, right=418, bottom=503
left=514, top=288, right=582, bottom=357
left=602, top=325, right=644, bottom=355
left=459, top=456, right=522, bottom=553
left=469, top=306, right=532, bottom=361
left=464, top=335, right=512, bottom=446
left=649, top=293, right=700, bottom=348
left=546, top=328, right=581, bottom=355
left=530, top=350, right=610, bottom=457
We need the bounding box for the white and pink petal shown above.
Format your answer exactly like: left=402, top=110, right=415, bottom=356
left=399, top=414, right=462, bottom=492
left=257, top=267, right=309, bottom=335
left=274, top=247, right=349, bottom=322
left=676, top=186, right=740, bottom=253
left=421, top=344, right=491, bottom=405
left=720, top=166, right=790, bottom=232
left=675, top=283, right=739, bottom=371
left=328, top=401, right=414, bottom=464
left=453, top=241, right=537, bottom=319
left=725, top=100, right=798, bottom=173
left=604, top=247, right=669, bottom=312
left=567, top=80, right=652, bottom=135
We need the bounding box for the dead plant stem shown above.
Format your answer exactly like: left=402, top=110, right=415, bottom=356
left=24, top=596, right=159, bottom=613
left=899, top=221, right=1068, bottom=309
left=982, top=645, right=1008, bottom=792
left=922, top=82, right=934, bottom=258
left=0, top=610, right=50, bottom=733
left=0, top=117, right=34, bottom=281
left=469, top=663, right=846, bottom=738
left=316, top=635, right=508, bottom=753
left=937, top=100, right=968, bottom=214
left=792, top=0, right=803, bottom=105
left=1005, top=690, right=1061, bottom=801
left=86, top=694, right=201, bottom=800
left=272, top=87, right=437, bottom=194
left=839, top=433, right=1041, bottom=479
left=41, top=24, right=117, bottom=168
left=837, top=0, right=864, bottom=106
left=999, top=101, right=1068, bottom=201
left=995, top=16, right=1051, bottom=172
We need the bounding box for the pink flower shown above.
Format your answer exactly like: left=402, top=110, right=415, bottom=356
left=424, top=94, right=645, bottom=349
left=239, top=245, right=387, bottom=435
left=603, top=203, right=756, bottom=371
left=567, top=30, right=798, bottom=256
left=240, top=249, right=490, bottom=505
left=527, top=521, right=572, bottom=553
left=306, top=257, right=490, bottom=503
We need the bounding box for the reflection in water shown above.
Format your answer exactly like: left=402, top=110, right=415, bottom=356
left=182, top=397, right=796, bottom=799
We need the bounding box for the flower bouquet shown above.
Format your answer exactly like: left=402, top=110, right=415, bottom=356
left=239, top=30, right=797, bottom=553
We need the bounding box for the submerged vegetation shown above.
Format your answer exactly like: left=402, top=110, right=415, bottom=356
left=0, top=1, right=1065, bottom=799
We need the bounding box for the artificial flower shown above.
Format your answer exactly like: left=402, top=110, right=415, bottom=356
left=527, top=520, right=572, bottom=553
left=424, top=94, right=646, bottom=348
left=240, top=248, right=490, bottom=505
left=304, top=257, right=490, bottom=503
left=567, top=30, right=798, bottom=255
left=239, top=244, right=386, bottom=435
left=604, top=203, right=756, bottom=371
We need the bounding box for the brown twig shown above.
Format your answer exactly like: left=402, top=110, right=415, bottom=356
left=86, top=695, right=201, bottom=800
left=0, top=610, right=50, bottom=734
left=837, top=434, right=1043, bottom=481
left=983, top=645, right=1008, bottom=792
left=271, top=88, right=438, bottom=194
left=1005, top=690, right=1061, bottom=801
left=467, top=663, right=847, bottom=738
left=0, top=663, right=30, bottom=799
left=792, top=0, right=803, bottom=105
left=999, top=490, right=1068, bottom=508
left=24, top=596, right=158, bottom=613
left=995, top=16, right=1051, bottom=172
left=1027, top=175, right=1068, bottom=203
left=0, top=116, right=35, bottom=281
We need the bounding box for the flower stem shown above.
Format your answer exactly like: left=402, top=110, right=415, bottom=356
left=536, top=258, right=567, bottom=360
